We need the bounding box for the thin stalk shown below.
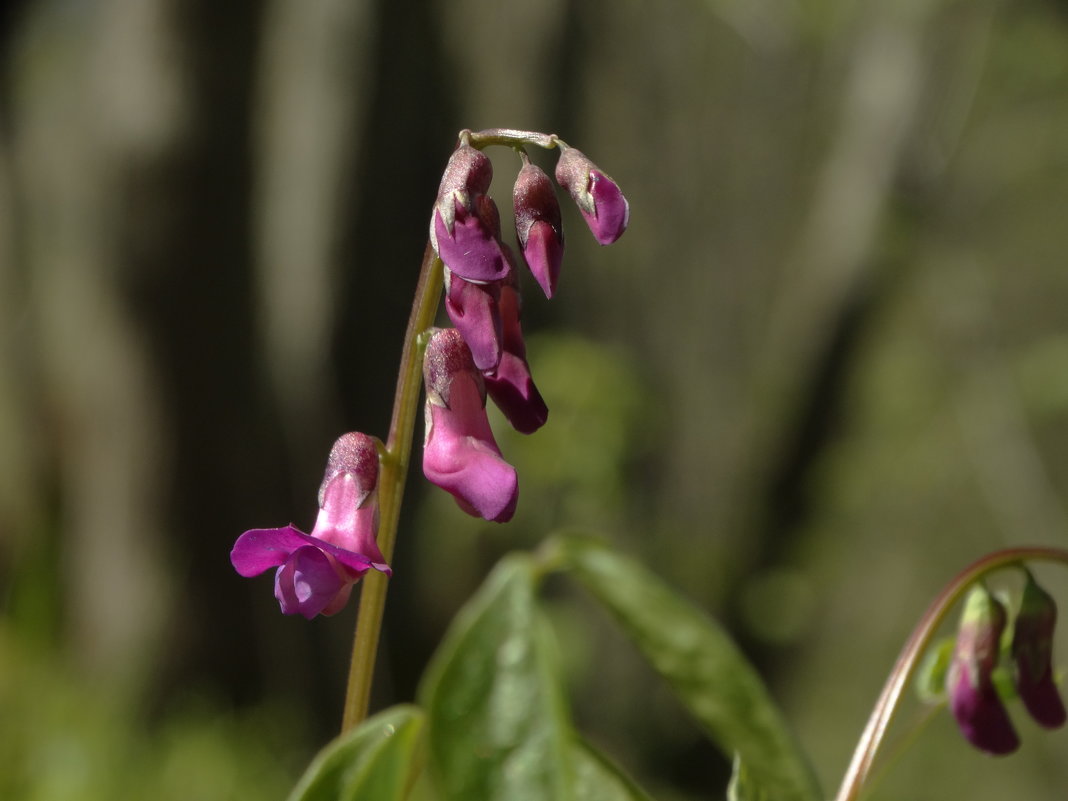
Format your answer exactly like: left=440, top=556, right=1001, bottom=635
left=341, top=242, right=444, bottom=732
left=834, top=545, right=1068, bottom=801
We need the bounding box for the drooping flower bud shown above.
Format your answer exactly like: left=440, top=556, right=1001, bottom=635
left=443, top=266, right=503, bottom=372
left=430, top=144, right=511, bottom=283
left=513, top=158, right=564, bottom=298
left=554, top=145, right=629, bottom=245
left=1011, top=573, right=1067, bottom=730
left=422, top=328, right=518, bottom=522
left=946, top=585, right=1019, bottom=755
left=231, top=432, right=391, bottom=619
left=484, top=267, right=548, bottom=434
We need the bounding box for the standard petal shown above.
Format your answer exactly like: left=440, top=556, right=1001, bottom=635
left=231, top=525, right=310, bottom=577
left=434, top=203, right=510, bottom=283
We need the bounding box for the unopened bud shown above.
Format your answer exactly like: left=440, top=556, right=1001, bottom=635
left=513, top=159, right=564, bottom=298
left=1012, top=573, right=1066, bottom=729
left=946, top=585, right=1019, bottom=755
left=554, top=145, right=629, bottom=245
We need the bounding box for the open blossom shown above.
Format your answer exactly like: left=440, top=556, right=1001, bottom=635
left=230, top=432, right=390, bottom=619
left=1011, top=574, right=1067, bottom=730
left=483, top=267, right=547, bottom=435
left=513, top=158, right=564, bottom=298
left=946, top=585, right=1019, bottom=755
left=554, top=144, right=629, bottom=245
left=430, top=144, right=510, bottom=283
left=423, top=328, right=518, bottom=522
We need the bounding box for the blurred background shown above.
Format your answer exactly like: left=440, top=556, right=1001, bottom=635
left=2, top=0, right=1068, bottom=798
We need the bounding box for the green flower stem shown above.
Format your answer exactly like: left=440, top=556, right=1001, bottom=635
left=341, top=242, right=444, bottom=732
left=834, top=545, right=1068, bottom=801
left=464, top=127, right=563, bottom=151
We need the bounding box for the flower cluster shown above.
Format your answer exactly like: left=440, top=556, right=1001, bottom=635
left=231, top=129, right=628, bottom=617
left=946, top=575, right=1066, bottom=755
left=424, top=133, right=628, bottom=521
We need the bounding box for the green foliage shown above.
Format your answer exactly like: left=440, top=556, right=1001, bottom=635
left=288, top=535, right=825, bottom=800
left=287, top=706, right=425, bottom=801
left=555, top=535, right=822, bottom=801
left=418, top=555, right=573, bottom=801
left=0, top=625, right=303, bottom=801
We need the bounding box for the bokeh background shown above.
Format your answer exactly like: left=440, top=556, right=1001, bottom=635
left=2, top=0, right=1068, bottom=798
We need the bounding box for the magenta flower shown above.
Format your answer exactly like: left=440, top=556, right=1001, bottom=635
left=443, top=266, right=503, bottom=372
left=430, top=144, right=510, bottom=283
left=1011, top=574, right=1067, bottom=729
left=513, top=158, right=564, bottom=298
left=946, top=585, right=1019, bottom=755
left=484, top=272, right=547, bottom=434
left=231, top=432, right=391, bottom=619
left=554, top=145, right=629, bottom=245
left=423, top=328, right=518, bottom=522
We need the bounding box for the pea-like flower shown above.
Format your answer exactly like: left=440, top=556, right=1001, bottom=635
left=554, top=144, right=629, bottom=245
left=230, top=432, right=391, bottom=619
left=1011, top=573, right=1067, bottom=730
left=946, top=585, right=1019, bottom=755
left=430, top=144, right=511, bottom=283
left=422, top=328, right=518, bottom=522
left=513, top=157, right=564, bottom=298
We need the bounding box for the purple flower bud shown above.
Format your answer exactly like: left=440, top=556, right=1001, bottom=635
left=946, top=586, right=1019, bottom=755
left=513, top=160, right=564, bottom=298
left=443, top=266, right=503, bottom=372
left=230, top=432, right=391, bottom=619
left=1012, top=574, right=1067, bottom=729
left=422, top=328, right=518, bottom=522
left=554, top=145, right=629, bottom=245
left=430, top=144, right=510, bottom=283
left=484, top=272, right=548, bottom=434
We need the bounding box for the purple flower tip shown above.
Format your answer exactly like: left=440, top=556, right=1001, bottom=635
left=554, top=146, right=629, bottom=246
left=946, top=586, right=1019, bottom=755
left=1012, top=575, right=1067, bottom=729
left=231, top=432, right=390, bottom=618
left=513, top=161, right=564, bottom=298
left=422, top=328, right=519, bottom=522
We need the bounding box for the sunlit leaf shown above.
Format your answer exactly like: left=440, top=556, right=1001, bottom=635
left=727, top=753, right=768, bottom=801
left=286, top=705, right=425, bottom=801
left=557, top=534, right=821, bottom=801
left=418, top=555, right=573, bottom=801
left=571, top=738, right=656, bottom=801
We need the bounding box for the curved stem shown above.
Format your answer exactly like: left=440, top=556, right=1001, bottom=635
left=341, top=243, right=444, bottom=732
left=465, top=127, right=562, bottom=151
left=834, top=546, right=1068, bottom=801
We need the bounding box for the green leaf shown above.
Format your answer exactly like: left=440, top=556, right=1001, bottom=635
left=556, top=535, right=821, bottom=801
left=570, top=738, right=656, bottom=801
left=727, top=754, right=768, bottom=801
left=418, top=555, right=573, bottom=801
left=287, top=705, right=425, bottom=801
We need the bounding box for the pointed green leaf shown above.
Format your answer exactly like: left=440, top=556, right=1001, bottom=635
left=287, top=705, right=425, bottom=801
left=571, top=738, right=656, bottom=801
left=556, top=535, right=821, bottom=801
left=418, top=555, right=573, bottom=801
left=727, top=754, right=769, bottom=801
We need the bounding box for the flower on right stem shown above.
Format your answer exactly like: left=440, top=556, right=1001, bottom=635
left=945, top=575, right=1066, bottom=756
